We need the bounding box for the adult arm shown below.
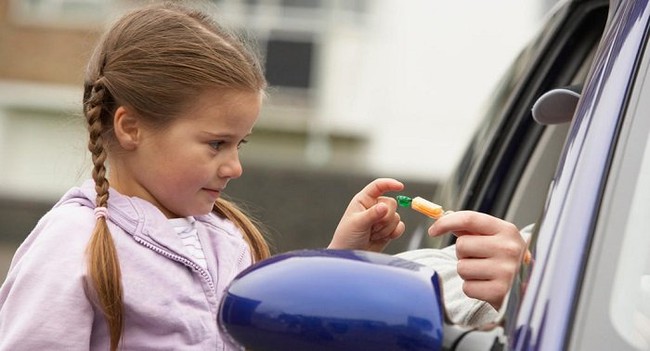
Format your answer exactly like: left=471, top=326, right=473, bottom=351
left=428, top=211, right=526, bottom=310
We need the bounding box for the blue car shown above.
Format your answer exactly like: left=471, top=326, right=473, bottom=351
left=218, top=0, right=650, bottom=349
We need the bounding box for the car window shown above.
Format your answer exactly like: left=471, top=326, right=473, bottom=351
left=438, top=45, right=536, bottom=213
left=426, top=3, right=609, bottom=251
left=490, top=3, right=608, bottom=224
left=504, top=42, right=597, bottom=229
left=434, top=5, right=569, bottom=214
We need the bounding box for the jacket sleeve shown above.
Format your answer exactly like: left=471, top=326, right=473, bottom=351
left=0, top=204, right=97, bottom=350
left=394, top=246, right=498, bottom=326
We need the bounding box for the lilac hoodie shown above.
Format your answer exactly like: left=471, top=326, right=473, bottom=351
left=0, top=180, right=251, bottom=350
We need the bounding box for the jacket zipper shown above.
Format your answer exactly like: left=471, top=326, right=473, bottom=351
left=133, top=236, right=215, bottom=292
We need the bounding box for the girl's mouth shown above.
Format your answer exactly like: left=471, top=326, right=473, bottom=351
left=203, top=188, right=221, bottom=197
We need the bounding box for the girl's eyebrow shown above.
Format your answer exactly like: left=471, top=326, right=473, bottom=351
left=201, top=131, right=228, bottom=138
left=201, top=131, right=253, bottom=138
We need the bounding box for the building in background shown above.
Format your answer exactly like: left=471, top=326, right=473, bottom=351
left=0, top=0, right=549, bottom=279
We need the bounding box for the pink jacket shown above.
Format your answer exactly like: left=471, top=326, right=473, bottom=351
left=0, top=180, right=251, bottom=350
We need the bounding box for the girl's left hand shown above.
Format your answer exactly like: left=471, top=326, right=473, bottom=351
left=328, top=178, right=405, bottom=252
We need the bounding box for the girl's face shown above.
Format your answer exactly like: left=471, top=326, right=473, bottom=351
left=110, top=89, right=261, bottom=218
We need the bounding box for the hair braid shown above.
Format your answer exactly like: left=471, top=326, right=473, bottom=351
left=85, top=77, right=124, bottom=351
left=86, top=78, right=110, bottom=202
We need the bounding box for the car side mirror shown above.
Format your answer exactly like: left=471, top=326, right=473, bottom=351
left=219, top=249, right=445, bottom=351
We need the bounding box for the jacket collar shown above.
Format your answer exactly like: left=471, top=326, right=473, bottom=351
left=56, top=180, right=193, bottom=254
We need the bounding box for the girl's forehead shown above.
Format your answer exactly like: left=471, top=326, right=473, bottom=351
left=178, top=89, right=262, bottom=128
left=190, top=89, right=262, bottom=112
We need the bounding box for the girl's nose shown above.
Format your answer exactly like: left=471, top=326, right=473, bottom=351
left=218, top=151, right=243, bottom=179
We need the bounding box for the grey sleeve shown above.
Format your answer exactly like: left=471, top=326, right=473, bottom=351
left=394, top=247, right=498, bottom=326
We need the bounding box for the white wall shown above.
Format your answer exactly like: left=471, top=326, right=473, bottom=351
left=321, top=0, right=545, bottom=182
left=0, top=82, right=89, bottom=201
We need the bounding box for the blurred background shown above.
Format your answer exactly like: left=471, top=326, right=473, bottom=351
left=0, top=0, right=557, bottom=282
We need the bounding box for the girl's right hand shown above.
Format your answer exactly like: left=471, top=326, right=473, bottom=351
left=328, top=178, right=405, bottom=252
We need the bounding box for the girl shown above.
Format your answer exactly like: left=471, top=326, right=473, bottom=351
left=0, top=3, right=404, bottom=350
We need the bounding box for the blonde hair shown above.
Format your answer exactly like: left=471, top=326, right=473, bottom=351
left=82, top=2, right=270, bottom=349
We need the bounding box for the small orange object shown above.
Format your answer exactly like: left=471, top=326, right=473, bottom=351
left=523, top=249, right=533, bottom=264
left=410, top=197, right=444, bottom=219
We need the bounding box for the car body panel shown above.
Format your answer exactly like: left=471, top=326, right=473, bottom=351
left=570, top=30, right=650, bottom=350
left=511, top=1, right=650, bottom=350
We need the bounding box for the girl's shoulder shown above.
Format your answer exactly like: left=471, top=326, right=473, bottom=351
left=23, top=202, right=97, bottom=251
left=7, top=201, right=98, bottom=281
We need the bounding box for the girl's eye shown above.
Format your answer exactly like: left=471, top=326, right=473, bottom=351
left=209, top=141, right=225, bottom=151
left=209, top=139, right=248, bottom=151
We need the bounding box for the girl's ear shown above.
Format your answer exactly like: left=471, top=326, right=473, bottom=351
left=113, top=106, right=140, bottom=151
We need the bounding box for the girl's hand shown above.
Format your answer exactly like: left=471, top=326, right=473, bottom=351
left=428, top=211, right=526, bottom=310
left=328, top=178, right=405, bottom=252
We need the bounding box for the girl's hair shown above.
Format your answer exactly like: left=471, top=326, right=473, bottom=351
left=81, top=2, right=270, bottom=349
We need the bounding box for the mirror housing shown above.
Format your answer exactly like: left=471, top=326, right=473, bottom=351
left=219, top=249, right=444, bottom=351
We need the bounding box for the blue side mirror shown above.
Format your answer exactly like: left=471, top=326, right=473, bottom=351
left=219, top=249, right=444, bottom=351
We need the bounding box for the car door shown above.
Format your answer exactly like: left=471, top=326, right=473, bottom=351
left=509, top=0, right=650, bottom=349
left=569, top=19, right=650, bottom=349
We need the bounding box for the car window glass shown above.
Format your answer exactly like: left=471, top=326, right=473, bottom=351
left=443, top=47, right=535, bottom=210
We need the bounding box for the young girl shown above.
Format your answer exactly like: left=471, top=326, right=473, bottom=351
left=0, top=3, right=405, bottom=350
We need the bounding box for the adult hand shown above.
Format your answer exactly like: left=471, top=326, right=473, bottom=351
left=328, top=178, right=405, bottom=252
left=428, top=211, right=526, bottom=310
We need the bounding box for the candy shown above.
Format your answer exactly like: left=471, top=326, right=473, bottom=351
left=396, top=195, right=445, bottom=219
